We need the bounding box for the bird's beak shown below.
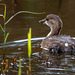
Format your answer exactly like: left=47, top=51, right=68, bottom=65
left=39, top=19, right=46, bottom=23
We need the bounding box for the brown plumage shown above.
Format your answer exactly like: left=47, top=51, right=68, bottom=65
left=39, top=14, right=75, bottom=53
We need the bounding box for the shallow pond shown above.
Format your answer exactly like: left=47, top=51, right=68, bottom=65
left=0, top=0, right=75, bottom=75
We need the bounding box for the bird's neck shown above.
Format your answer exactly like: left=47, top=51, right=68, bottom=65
left=47, top=22, right=62, bottom=37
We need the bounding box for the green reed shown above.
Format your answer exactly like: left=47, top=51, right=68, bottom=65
left=18, top=57, right=21, bottom=75
left=28, top=28, right=32, bottom=75
left=18, top=28, right=32, bottom=75
left=5, top=11, right=45, bottom=25
left=0, top=3, right=45, bottom=51
left=28, top=28, right=31, bottom=58
left=0, top=3, right=9, bottom=50
left=0, top=3, right=45, bottom=75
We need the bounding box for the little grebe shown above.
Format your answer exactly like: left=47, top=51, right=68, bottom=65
left=39, top=14, right=75, bottom=53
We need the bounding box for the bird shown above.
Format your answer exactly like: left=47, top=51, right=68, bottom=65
left=39, top=14, right=75, bottom=53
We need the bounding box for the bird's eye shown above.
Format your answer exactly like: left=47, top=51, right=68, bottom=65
left=46, top=18, right=49, bottom=21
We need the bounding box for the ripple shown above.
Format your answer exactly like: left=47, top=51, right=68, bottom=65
left=0, top=37, right=45, bottom=48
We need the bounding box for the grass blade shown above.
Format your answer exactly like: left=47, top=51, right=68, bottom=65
left=5, top=11, right=45, bottom=25
left=0, top=24, right=5, bottom=32
left=28, top=28, right=31, bottom=58
left=4, top=33, right=9, bottom=44
left=18, top=58, right=21, bottom=75
left=0, top=3, right=6, bottom=20
left=3, top=4, right=6, bottom=20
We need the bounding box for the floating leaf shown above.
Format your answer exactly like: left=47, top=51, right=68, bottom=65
left=0, top=24, right=5, bottom=32
left=18, top=58, right=21, bottom=75
left=5, top=11, right=45, bottom=25
left=28, top=28, right=31, bottom=58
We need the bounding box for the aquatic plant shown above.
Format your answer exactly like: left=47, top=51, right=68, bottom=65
left=0, top=3, right=9, bottom=50
left=28, top=28, right=31, bottom=58
left=0, top=4, right=9, bottom=74
left=18, top=57, right=21, bottom=75
left=0, top=3, right=45, bottom=55
left=0, top=3, right=45, bottom=49
left=3, top=59, right=8, bottom=73
left=5, top=11, right=45, bottom=25
left=1, top=59, right=8, bottom=74
left=28, top=28, right=32, bottom=75
left=0, top=3, right=45, bottom=75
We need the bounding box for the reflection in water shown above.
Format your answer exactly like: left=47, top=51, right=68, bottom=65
left=0, top=36, right=75, bottom=75
left=58, top=0, right=62, bottom=12
left=33, top=52, right=75, bottom=75
left=0, top=37, right=45, bottom=48
left=0, top=37, right=74, bottom=48
left=12, top=0, right=17, bottom=6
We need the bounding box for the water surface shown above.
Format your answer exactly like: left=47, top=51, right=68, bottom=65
left=0, top=0, right=75, bottom=75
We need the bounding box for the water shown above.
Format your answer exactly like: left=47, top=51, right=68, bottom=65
left=0, top=0, right=75, bottom=75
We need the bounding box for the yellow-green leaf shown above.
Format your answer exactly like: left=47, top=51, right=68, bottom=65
left=0, top=3, right=6, bottom=20
left=3, top=4, right=6, bottom=20
left=0, top=24, right=5, bottom=32
left=28, top=28, right=31, bottom=58
left=4, top=33, right=9, bottom=44
left=5, top=11, right=45, bottom=25
left=18, top=58, right=21, bottom=75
